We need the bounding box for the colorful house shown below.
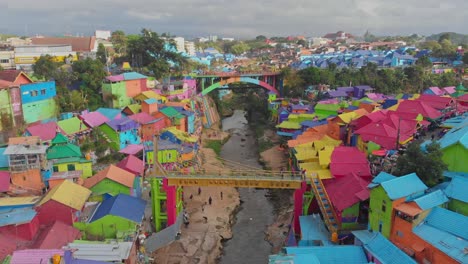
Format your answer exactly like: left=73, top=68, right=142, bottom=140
left=75, top=194, right=146, bottom=240
left=329, top=146, right=371, bottom=179
left=36, top=180, right=91, bottom=226
left=0, top=70, right=33, bottom=130
left=353, top=230, right=417, bottom=264
left=0, top=207, right=39, bottom=241
left=20, top=81, right=58, bottom=124
left=368, top=172, right=428, bottom=238
left=396, top=100, right=442, bottom=121
left=98, top=117, right=141, bottom=151
left=160, top=126, right=198, bottom=146
left=47, top=133, right=93, bottom=180
left=117, top=155, right=144, bottom=176
left=57, top=116, right=91, bottom=140
left=444, top=175, right=468, bottom=216
left=438, top=121, right=468, bottom=173
left=145, top=139, right=180, bottom=170
left=102, top=72, right=148, bottom=108
left=24, top=121, right=63, bottom=142
left=160, top=106, right=186, bottom=132
left=122, top=103, right=141, bottom=115
left=83, top=165, right=137, bottom=201
left=134, top=90, right=167, bottom=104
left=95, top=107, right=123, bottom=120
left=128, top=112, right=165, bottom=142
left=78, top=111, right=109, bottom=128
left=141, top=98, right=159, bottom=115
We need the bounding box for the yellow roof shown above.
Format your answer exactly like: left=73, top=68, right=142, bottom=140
left=165, top=127, right=198, bottom=143
left=0, top=196, right=41, bottom=206
left=387, top=100, right=402, bottom=111
left=318, top=146, right=335, bottom=167
left=37, top=180, right=91, bottom=210
left=313, top=135, right=342, bottom=150
left=298, top=162, right=332, bottom=179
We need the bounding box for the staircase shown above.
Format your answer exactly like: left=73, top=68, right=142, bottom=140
left=310, top=176, right=340, bottom=233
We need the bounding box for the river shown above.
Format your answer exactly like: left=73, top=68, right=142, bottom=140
left=219, top=110, right=274, bottom=264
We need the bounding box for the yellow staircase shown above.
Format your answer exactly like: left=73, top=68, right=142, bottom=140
left=310, top=175, right=340, bottom=233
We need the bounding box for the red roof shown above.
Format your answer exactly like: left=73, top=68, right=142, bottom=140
left=324, top=173, right=370, bottom=211
left=117, top=155, right=144, bottom=176
left=0, top=171, right=10, bottom=192
left=330, top=147, right=371, bottom=178
left=128, top=112, right=156, bottom=125
left=32, top=221, right=81, bottom=249
left=31, top=37, right=96, bottom=52
left=0, top=70, right=32, bottom=84
left=396, top=100, right=442, bottom=120
left=25, top=122, right=64, bottom=141
left=416, top=94, right=453, bottom=110
left=352, top=110, right=388, bottom=130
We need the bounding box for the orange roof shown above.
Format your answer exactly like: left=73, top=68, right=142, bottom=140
left=8, top=136, right=41, bottom=145
left=31, top=37, right=96, bottom=52
left=83, top=165, right=135, bottom=189
left=395, top=202, right=422, bottom=217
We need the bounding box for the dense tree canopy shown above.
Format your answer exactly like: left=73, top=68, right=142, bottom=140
left=72, top=58, right=107, bottom=110
left=32, top=55, right=60, bottom=80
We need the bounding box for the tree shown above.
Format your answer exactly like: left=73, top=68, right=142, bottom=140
left=96, top=43, right=107, bottom=64
left=255, top=35, right=267, bottom=41
left=0, top=64, right=3, bottom=71
left=438, top=33, right=451, bottom=43
left=111, top=30, right=127, bottom=55
left=415, top=55, right=433, bottom=68
left=33, top=55, right=60, bottom=80
left=230, top=42, right=249, bottom=55
left=72, top=58, right=107, bottom=110
left=463, top=52, right=468, bottom=65
left=393, top=141, right=447, bottom=187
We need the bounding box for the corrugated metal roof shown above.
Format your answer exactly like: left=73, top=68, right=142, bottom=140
left=122, top=72, right=147, bottom=80
left=47, top=143, right=82, bottom=160
left=299, top=214, right=331, bottom=245
left=58, top=117, right=90, bottom=135
left=380, top=173, right=427, bottom=200
left=10, top=249, right=64, bottom=264
left=65, top=241, right=132, bottom=262
left=96, top=108, right=122, bottom=120
left=369, top=172, right=397, bottom=189
left=83, top=165, right=135, bottom=189
left=444, top=176, right=468, bottom=202
left=79, top=112, right=109, bottom=128
left=352, top=230, right=417, bottom=264
left=285, top=246, right=369, bottom=264
left=0, top=196, right=41, bottom=207
left=412, top=190, right=448, bottom=210
left=438, top=121, right=468, bottom=149
left=89, top=194, right=146, bottom=223
left=37, top=180, right=91, bottom=210
left=0, top=147, right=8, bottom=167
left=0, top=207, right=36, bottom=227
left=3, top=144, right=48, bottom=155
left=423, top=207, right=468, bottom=240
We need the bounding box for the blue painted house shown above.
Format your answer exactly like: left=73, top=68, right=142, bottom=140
left=20, top=81, right=58, bottom=124
left=98, top=117, right=141, bottom=150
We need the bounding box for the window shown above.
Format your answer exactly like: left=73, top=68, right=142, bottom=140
left=396, top=230, right=404, bottom=237
left=53, top=166, right=59, bottom=172
left=67, top=164, right=76, bottom=171
left=0, top=59, right=9, bottom=63
left=40, top=89, right=46, bottom=95
left=30, top=90, right=38, bottom=97
left=167, top=152, right=173, bottom=160
left=382, top=204, right=386, bottom=212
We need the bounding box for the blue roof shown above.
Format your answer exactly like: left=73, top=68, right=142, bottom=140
left=380, top=173, right=428, bottom=200
left=96, top=108, right=122, bottom=120
left=438, top=121, right=468, bottom=149
left=0, top=147, right=8, bottom=168
left=298, top=214, right=331, bottom=246
left=90, top=194, right=146, bottom=223
left=423, top=207, right=468, bottom=240
left=0, top=207, right=37, bottom=227
left=122, top=72, right=147, bottom=80
left=442, top=171, right=468, bottom=179
left=444, top=176, right=468, bottom=202
left=285, top=246, right=369, bottom=264
left=352, top=230, right=417, bottom=264
left=144, top=98, right=158, bottom=104
left=412, top=190, right=448, bottom=210
left=413, top=208, right=468, bottom=263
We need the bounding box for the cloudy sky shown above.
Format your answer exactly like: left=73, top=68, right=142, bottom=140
left=1, top=0, right=467, bottom=39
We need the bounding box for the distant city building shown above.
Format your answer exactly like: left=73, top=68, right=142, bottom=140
left=173, top=37, right=185, bottom=53
left=198, top=37, right=209, bottom=43
left=95, top=30, right=111, bottom=40
left=323, top=31, right=354, bottom=41
left=14, top=45, right=77, bottom=71
left=221, top=38, right=235, bottom=42
left=31, top=36, right=97, bottom=53
left=309, top=37, right=329, bottom=46
left=0, top=50, right=15, bottom=69
left=184, top=41, right=196, bottom=56
left=208, top=35, right=218, bottom=42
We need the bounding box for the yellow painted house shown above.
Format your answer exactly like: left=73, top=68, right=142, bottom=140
left=47, top=133, right=93, bottom=178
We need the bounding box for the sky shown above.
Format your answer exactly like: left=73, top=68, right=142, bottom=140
left=1, top=0, right=467, bottom=39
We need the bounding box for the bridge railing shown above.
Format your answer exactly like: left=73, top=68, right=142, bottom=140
left=197, top=71, right=280, bottom=77
left=165, top=168, right=303, bottom=181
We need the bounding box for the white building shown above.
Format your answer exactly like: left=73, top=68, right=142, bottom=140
left=184, top=41, right=196, bottom=56
left=173, top=37, right=185, bottom=53
left=309, top=37, right=329, bottom=46
left=208, top=35, right=218, bottom=42
left=222, top=38, right=235, bottom=42
left=14, top=45, right=77, bottom=71
left=95, top=30, right=111, bottom=40
left=0, top=50, right=15, bottom=69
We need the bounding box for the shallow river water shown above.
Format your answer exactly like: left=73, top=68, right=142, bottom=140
left=219, top=110, right=274, bottom=264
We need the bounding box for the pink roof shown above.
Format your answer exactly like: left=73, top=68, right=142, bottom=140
left=428, top=87, right=444, bottom=95
left=396, top=100, right=442, bottom=120
left=416, top=94, right=453, bottom=110
left=330, top=147, right=371, bottom=178
left=0, top=171, right=10, bottom=192
left=79, top=111, right=110, bottom=128
left=33, top=221, right=81, bottom=249
left=366, top=93, right=386, bottom=101
left=443, top=86, right=456, bottom=94
left=11, top=249, right=64, bottom=264
left=324, top=173, right=370, bottom=211
left=119, top=144, right=143, bottom=155
left=25, top=122, right=63, bottom=141
left=352, top=110, right=388, bottom=130
left=106, top=75, right=125, bottom=82
left=128, top=112, right=156, bottom=124
left=117, top=155, right=144, bottom=176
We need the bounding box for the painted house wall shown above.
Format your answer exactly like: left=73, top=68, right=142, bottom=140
left=186, top=114, right=195, bottom=134
left=52, top=161, right=92, bottom=178
left=448, top=199, right=468, bottom=216
left=369, top=186, right=394, bottom=238
left=0, top=88, right=14, bottom=130
left=75, top=215, right=138, bottom=239
left=98, top=124, right=119, bottom=150
left=442, top=144, right=468, bottom=173
left=22, top=98, right=58, bottom=124
left=102, top=82, right=131, bottom=108
left=20, top=81, right=56, bottom=104
left=340, top=202, right=360, bottom=230
left=142, top=102, right=158, bottom=115
left=140, top=120, right=165, bottom=142
left=89, top=178, right=130, bottom=202
left=125, top=79, right=146, bottom=98
left=0, top=214, right=39, bottom=240
left=118, top=128, right=140, bottom=150
left=146, top=149, right=178, bottom=165
left=36, top=199, right=78, bottom=226
left=10, top=169, right=44, bottom=191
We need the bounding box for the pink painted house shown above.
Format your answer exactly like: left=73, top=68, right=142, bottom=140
left=129, top=112, right=166, bottom=141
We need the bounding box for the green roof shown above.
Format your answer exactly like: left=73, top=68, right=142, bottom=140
left=124, top=104, right=141, bottom=114
left=314, top=103, right=341, bottom=112
left=51, top=133, right=68, bottom=145
left=160, top=107, right=184, bottom=119
left=58, top=117, right=89, bottom=135
left=276, top=121, right=302, bottom=129
left=49, top=157, right=91, bottom=164
left=47, top=143, right=82, bottom=160
left=456, top=83, right=467, bottom=91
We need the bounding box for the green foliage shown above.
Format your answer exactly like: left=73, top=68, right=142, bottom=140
left=111, top=30, right=127, bottom=55
left=96, top=43, right=107, bottom=64
left=72, top=58, right=107, bottom=110
left=230, top=42, right=250, bottom=55
left=33, top=55, right=61, bottom=80
left=394, top=141, right=447, bottom=187
left=426, top=32, right=468, bottom=45
left=415, top=55, right=433, bottom=68
left=255, top=35, right=267, bottom=41
left=204, top=140, right=223, bottom=156
left=463, top=53, right=468, bottom=65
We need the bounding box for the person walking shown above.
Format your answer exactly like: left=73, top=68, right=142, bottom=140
left=198, top=187, right=201, bottom=196
left=280, top=167, right=285, bottom=179
left=208, top=196, right=212, bottom=205
left=220, top=191, right=223, bottom=200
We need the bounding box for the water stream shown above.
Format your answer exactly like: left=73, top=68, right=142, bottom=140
left=219, top=110, right=274, bottom=264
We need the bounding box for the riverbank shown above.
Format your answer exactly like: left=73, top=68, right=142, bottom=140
left=152, top=124, right=240, bottom=264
